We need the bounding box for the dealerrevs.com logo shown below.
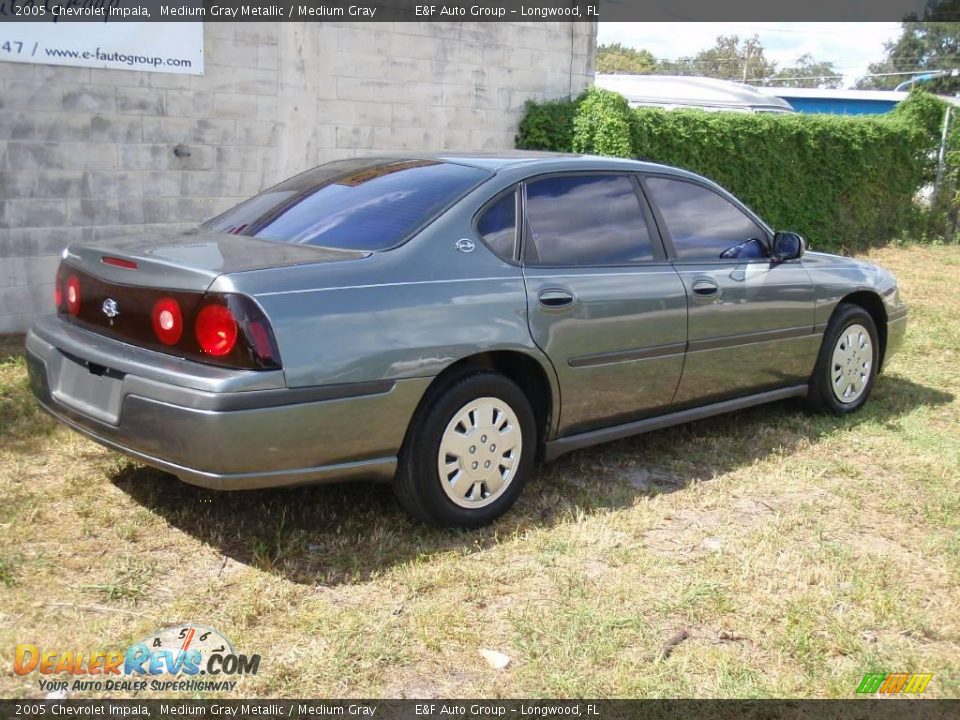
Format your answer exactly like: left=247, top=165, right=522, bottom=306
left=14, top=625, right=260, bottom=694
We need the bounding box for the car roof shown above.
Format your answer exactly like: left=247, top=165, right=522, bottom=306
left=364, top=151, right=697, bottom=178
left=595, top=74, right=796, bottom=113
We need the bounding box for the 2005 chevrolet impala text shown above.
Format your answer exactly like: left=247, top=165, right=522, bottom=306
left=26, top=153, right=908, bottom=527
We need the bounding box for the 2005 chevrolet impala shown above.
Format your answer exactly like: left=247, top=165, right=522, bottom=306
left=27, top=153, right=908, bottom=527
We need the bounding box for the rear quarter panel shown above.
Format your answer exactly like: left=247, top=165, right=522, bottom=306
left=212, top=188, right=546, bottom=390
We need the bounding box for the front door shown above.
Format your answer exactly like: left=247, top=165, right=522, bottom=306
left=521, top=173, right=688, bottom=436
left=642, top=175, right=818, bottom=404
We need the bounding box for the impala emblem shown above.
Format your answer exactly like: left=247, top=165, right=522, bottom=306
left=101, top=298, right=119, bottom=318
left=455, top=238, right=475, bottom=253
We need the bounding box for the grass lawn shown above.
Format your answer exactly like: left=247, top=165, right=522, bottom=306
left=0, top=244, right=957, bottom=699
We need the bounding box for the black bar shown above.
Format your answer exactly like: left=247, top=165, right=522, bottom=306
left=0, top=0, right=957, bottom=23
left=2, top=700, right=960, bottom=720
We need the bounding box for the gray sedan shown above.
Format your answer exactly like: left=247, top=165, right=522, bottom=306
left=27, top=153, right=908, bottom=527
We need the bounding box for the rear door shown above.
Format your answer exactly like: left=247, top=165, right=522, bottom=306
left=642, top=174, right=817, bottom=404
left=521, top=172, right=688, bottom=437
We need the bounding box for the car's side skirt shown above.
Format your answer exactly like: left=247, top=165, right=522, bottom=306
left=543, top=384, right=809, bottom=462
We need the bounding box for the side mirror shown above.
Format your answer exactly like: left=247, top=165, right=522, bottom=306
left=771, top=231, right=805, bottom=263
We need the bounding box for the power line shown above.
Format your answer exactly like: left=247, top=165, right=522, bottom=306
left=599, top=51, right=933, bottom=67
left=602, top=55, right=954, bottom=77
left=652, top=60, right=946, bottom=75
left=620, top=54, right=946, bottom=67
left=745, top=69, right=954, bottom=82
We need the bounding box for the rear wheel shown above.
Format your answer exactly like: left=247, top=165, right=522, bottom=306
left=394, top=370, right=536, bottom=528
left=806, top=303, right=879, bottom=415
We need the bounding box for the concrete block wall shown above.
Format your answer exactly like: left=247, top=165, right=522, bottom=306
left=0, top=21, right=595, bottom=332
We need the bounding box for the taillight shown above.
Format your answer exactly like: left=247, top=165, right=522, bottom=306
left=193, top=295, right=281, bottom=369
left=195, top=304, right=238, bottom=356
left=54, top=263, right=69, bottom=313
left=54, top=262, right=280, bottom=371
left=247, top=321, right=276, bottom=364
left=151, top=297, right=183, bottom=346
left=66, top=274, right=81, bottom=316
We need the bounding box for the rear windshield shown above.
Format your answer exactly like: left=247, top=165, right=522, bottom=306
left=202, top=158, right=489, bottom=251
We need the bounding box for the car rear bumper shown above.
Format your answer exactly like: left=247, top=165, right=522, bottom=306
left=26, top=317, right=430, bottom=490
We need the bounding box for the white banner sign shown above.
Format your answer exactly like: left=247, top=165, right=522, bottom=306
left=0, top=22, right=204, bottom=75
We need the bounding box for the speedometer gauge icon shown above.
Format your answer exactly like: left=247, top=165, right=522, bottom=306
left=133, top=624, right=235, bottom=675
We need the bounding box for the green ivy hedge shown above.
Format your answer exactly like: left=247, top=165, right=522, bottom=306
left=516, top=96, right=579, bottom=154
left=516, top=87, right=955, bottom=251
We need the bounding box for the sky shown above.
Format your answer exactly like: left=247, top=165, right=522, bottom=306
left=597, top=23, right=903, bottom=88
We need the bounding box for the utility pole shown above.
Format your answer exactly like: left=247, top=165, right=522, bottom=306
left=932, top=105, right=953, bottom=209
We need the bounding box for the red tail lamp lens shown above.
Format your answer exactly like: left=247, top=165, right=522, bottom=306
left=195, top=304, right=238, bottom=356
left=54, top=283, right=62, bottom=309
left=247, top=321, right=276, bottom=363
left=151, top=297, right=183, bottom=346
left=66, top=275, right=81, bottom=316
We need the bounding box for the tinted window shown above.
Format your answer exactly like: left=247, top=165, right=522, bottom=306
left=525, top=174, right=654, bottom=265
left=203, top=159, right=489, bottom=251
left=477, top=190, right=517, bottom=260
left=645, top=177, right=766, bottom=261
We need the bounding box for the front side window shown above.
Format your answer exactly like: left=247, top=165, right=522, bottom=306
left=524, top=174, right=655, bottom=266
left=476, top=190, right=517, bottom=260
left=644, top=177, right=767, bottom=261
left=203, top=159, right=490, bottom=251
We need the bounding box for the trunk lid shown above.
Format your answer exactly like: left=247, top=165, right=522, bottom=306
left=66, top=230, right=369, bottom=292
left=55, top=231, right=366, bottom=369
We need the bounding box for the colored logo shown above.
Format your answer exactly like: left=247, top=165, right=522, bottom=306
left=14, top=624, right=260, bottom=694
left=856, top=672, right=933, bottom=694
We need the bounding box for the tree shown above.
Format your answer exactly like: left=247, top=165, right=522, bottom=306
left=771, top=53, right=843, bottom=88
left=595, top=35, right=841, bottom=89
left=670, top=35, right=777, bottom=83
left=596, top=43, right=658, bottom=75
left=855, top=15, right=960, bottom=92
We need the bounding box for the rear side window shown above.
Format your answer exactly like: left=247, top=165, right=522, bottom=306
left=203, top=159, right=489, bottom=251
left=476, top=190, right=517, bottom=260
left=644, top=177, right=767, bottom=261
left=524, top=174, right=655, bottom=266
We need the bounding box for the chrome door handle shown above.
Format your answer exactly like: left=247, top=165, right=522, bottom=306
left=537, top=288, right=575, bottom=309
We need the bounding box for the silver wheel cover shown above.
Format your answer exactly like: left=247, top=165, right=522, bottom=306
left=830, top=323, right=873, bottom=403
left=437, top=397, right=522, bottom=509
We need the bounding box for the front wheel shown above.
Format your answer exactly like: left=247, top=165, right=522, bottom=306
left=806, top=303, right=879, bottom=415
left=393, top=370, right=537, bottom=528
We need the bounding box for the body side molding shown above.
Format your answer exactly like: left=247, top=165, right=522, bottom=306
left=544, top=384, right=808, bottom=461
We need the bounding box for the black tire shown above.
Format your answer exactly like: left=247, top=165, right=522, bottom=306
left=393, top=369, right=537, bottom=528
left=806, top=303, right=880, bottom=415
